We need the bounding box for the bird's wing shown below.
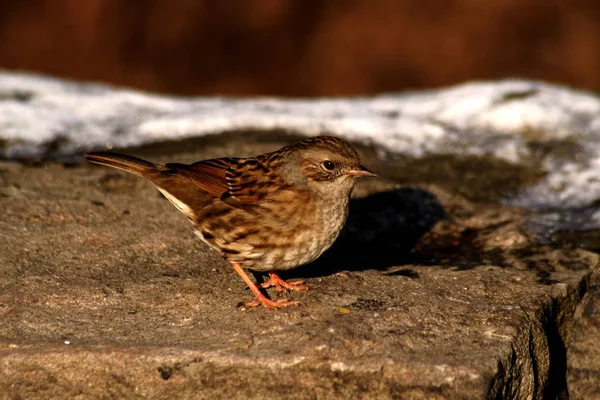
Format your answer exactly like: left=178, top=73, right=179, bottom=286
left=221, top=158, right=285, bottom=206
left=167, top=157, right=284, bottom=207
left=166, top=158, right=235, bottom=198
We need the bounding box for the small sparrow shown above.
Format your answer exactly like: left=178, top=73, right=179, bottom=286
left=86, top=136, right=376, bottom=309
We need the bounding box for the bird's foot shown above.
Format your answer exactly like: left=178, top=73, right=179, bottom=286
left=229, top=262, right=301, bottom=310
left=260, top=271, right=309, bottom=292
left=240, top=296, right=299, bottom=310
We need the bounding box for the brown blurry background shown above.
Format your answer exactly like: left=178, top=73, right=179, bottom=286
left=0, top=0, right=599, bottom=96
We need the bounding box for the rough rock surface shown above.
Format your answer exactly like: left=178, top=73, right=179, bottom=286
left=0, top=134, right=597, bottom=399
left=568, top=266, right=600, bottom=400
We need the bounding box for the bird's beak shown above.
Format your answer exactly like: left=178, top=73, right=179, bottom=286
left=347, top=165, right=378, bottom=178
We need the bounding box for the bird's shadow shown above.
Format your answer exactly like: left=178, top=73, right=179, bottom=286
left=282, top=187, right=448, bottom=280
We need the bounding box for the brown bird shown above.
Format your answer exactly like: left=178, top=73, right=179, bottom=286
left=85, top=136, right=376, bottom=309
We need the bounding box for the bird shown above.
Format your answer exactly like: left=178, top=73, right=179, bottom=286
left=85, top=136, right=376, bottom=309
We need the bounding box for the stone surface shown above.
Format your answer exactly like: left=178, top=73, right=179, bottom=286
left=568, top=266, right=600, bottom=400
left=0, top=134, right=597, bottom=398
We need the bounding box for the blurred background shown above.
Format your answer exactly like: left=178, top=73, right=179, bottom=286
left=0, top=0, right=599, bottom=97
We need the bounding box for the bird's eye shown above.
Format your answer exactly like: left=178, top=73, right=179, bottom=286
left=322, top=160, right=335, bottom=170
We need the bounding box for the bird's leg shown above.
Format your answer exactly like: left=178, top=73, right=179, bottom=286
left=259, top=271, right=309, bottom=292
left=229, top=262, right=299, bottom=310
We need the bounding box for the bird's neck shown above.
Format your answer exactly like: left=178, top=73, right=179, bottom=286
left=314, top=184, right=352, bottom=240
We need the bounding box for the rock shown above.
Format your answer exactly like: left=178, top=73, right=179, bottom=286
left=567, top=266, right=600, bottom=400
left=0, top=134, right=597, bottom=399
left=2, top=73, right=599, bottom=398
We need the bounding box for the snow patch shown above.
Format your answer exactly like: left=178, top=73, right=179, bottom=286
left=2, top=71, right=600, bottom=212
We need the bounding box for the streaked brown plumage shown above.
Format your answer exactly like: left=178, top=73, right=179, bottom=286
left=85, top=136, right=376, bottom=309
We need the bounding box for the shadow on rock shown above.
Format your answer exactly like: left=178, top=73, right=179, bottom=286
left=286, top=187, right=447, bottom=279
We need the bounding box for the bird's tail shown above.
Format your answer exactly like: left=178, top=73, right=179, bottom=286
left=85, top=152, right=213, bottom=219
left=85, top=152, right=164, bottom=178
